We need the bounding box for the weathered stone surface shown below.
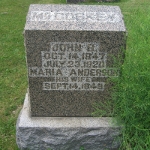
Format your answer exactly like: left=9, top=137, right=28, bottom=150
left=67, top=0, right=85, bottom=3
left=16, top=93, right=121, bottom=150
left=25, top=4, right=126, bottom=117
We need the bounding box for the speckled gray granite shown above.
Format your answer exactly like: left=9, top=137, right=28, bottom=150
left=24, top=4, right=126, bottom=117
left=16, top=93, right=121, bottom=150
left=67, top=0, right=85, bottom=3
left=25, top=5, right=126, bottom=31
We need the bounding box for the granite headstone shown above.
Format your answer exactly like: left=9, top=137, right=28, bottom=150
left=25, top=4, right=126, bottom=117
left=16, top=4, right=126, bottom=150
left=67, top=0, right=85, bottom=3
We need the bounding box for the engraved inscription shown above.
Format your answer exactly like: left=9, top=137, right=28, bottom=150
left=29, top=42, right=119, bottom=91
left=30, top=11, right=121, bottom=23
left=29, top=68, right=119, bottom=77
left=43, top=82, right=105, bottom=91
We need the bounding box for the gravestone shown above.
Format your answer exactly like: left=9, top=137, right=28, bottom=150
left=67, top=0, right=85, bottom=3
left=16, top=4, right=126, bottom=150
left=25, top=4, right=125, bottom=117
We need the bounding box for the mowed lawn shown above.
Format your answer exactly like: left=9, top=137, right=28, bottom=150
left=0, top=0, right=150, bottom=149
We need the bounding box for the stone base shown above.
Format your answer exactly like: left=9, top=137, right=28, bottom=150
left=16, top=93, right=121, bottom=150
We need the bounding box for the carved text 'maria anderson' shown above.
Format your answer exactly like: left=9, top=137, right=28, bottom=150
left=29, top=68, right=119, bottom=77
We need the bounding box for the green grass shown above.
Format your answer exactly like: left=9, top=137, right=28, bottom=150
left=0, top=0, right=150, bottom=149
left=112, top=1, right=150, bottom=149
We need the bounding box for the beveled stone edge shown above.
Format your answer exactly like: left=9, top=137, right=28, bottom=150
left=24, top=4, right=126, bottom=31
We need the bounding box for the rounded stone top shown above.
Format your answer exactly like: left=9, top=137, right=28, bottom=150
left=25, top=4, right=126, bottom=31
